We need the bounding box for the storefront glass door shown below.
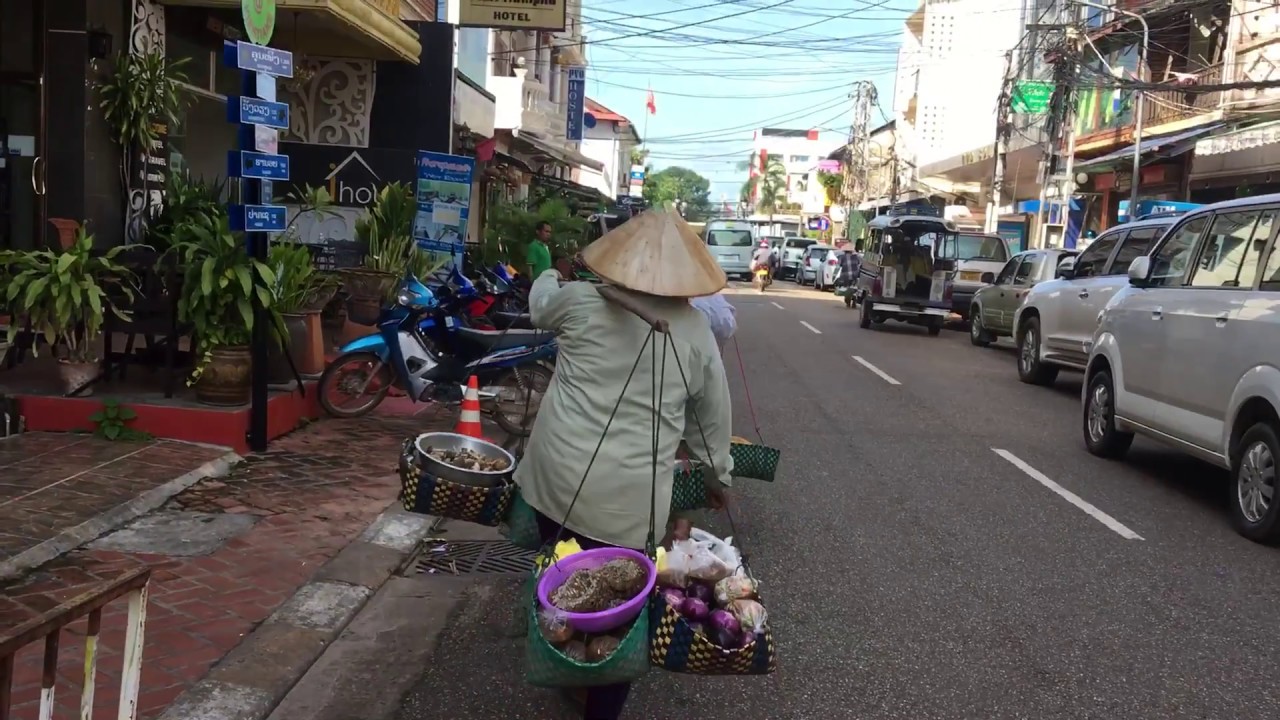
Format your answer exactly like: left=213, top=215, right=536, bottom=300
left=0, top=0, right=46, bottom=250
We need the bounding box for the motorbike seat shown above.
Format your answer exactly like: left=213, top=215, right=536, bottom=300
left=492, top=311, right=535, bottom=330
left=455, top=326, right=554, bottom=351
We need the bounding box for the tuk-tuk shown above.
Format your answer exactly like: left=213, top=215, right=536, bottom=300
left=852, top=207, right=960, bottom=336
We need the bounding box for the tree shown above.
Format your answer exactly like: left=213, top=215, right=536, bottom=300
left=642, top=166, right=713, bottom=221
left=741, top=157, right=787, bottom=222
left=630, top=146, right=650, bottom=166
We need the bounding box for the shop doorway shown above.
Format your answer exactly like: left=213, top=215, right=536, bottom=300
left=0, top=0, right=46, bottom=250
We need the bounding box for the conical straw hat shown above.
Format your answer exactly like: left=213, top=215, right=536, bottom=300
left=581, top=209, right=727, bottom=298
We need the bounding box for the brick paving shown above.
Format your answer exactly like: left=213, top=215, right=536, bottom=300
left=0, top=433, right=231, bottom=566
left=0, top=405, right=455, bottom=719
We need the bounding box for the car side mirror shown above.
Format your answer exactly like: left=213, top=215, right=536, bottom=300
left=1127, top=256, right=1151, bottom=287
left=980, top=271, right=996, bottom=284
left=1056, top=258, right=1076, bottom=279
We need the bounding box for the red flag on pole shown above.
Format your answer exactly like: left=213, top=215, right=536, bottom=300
left=645, top=89, right=656, bottom=115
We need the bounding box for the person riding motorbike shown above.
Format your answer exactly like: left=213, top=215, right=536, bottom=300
left=750, top=240, right=775, bottom=282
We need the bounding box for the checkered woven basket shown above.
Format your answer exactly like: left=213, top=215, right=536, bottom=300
left=649, top=590, right=776, bottom=676
left=397, top=438, right=515, bottom=527
left=728, top=442, right=781, bottom=482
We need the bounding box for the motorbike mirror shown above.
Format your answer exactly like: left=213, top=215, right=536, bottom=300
left=980, top=272, right=995, bottom=284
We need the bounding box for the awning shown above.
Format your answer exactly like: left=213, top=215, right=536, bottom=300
left=1194, top=121, right=1280, bottom=157
left=516, top=132, right=605, bottom=172
left=158, top=0, right=421, bottom=64
left=1075, top=124, right=1220, bottom=170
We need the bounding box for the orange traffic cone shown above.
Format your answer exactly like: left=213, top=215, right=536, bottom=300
left=454, top=375, right=485, bottom=440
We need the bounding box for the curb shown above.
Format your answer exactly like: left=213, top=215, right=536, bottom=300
left=0, top=449, right=243, bottom=581
left=157, top=505, right=442, bottom=720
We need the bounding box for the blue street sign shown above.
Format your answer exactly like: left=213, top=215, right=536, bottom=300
left=230, top=204, right=288, bottom=232
left=226, top=40, right=294, bottom=78
left=229, top=150, right=290, bottom=180
left=229, top=96, right=289, bottom=129
left=566, top=67, right=585, bottom=141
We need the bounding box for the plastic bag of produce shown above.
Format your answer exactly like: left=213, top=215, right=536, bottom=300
left=657, top=539, right=732, bottom=587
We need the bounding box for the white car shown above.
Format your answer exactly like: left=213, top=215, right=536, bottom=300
left=1012, top=216, right=1174, bottom=385
left=1086, top=195, right=1280, bottom=542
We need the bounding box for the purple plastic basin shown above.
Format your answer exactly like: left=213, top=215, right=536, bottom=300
left=536, top=547, right=657, bottom=634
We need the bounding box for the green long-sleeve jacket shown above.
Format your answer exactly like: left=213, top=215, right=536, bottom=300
left=513, top=270, right=734, bottom=550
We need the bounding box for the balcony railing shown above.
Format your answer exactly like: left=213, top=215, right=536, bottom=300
left=1142, top=63, right=1224, bottom=126
left=0, top=567, right=150, bottom=719
left=489, top=71, right=553, bottom=134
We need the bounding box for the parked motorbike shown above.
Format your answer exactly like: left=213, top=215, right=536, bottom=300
left=317, top=272, right=557, bottom=436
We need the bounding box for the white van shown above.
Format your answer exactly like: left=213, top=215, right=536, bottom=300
left=703, top=220, right=756, bottom=280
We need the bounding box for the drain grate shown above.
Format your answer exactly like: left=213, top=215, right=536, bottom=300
left=407, top=540, right=537, bottom=576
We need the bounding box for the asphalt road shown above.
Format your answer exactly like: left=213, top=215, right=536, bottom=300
left=396, top=281, right=1280, bottom=720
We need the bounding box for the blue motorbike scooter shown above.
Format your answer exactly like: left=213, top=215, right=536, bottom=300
left=317, top=273, right=557, bottom=436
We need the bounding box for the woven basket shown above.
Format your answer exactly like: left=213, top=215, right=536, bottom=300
left=649, top=590, right=776, bottom=676
left=398, top=439, right=515, bottom=526
left=524, top=571, right=651, bottom=687
left=500, top=492, right=544, bottom=551
left=729, top=442, right=781, bottom=482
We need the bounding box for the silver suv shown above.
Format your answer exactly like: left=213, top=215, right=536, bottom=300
left=1085, top=195, right=1280, bottom=543
left=1012, top=216, right=1173, bottom=385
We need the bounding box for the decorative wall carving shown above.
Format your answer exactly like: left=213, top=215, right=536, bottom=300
left=281, top=58, right=376, bottom=147
left=129, top=0, right=165, bottom=56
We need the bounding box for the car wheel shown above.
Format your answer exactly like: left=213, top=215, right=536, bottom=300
left=969, top=308, right=992, bottom=347
left=1083, top=369, right=1133, bottom=459
left=859, top=298, right=872, bottom=329
left=1231, top=423, right=1280, bottom=543
left=1016, top=317, right=1058, bottom=385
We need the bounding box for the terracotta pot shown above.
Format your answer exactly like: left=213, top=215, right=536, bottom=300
left=57, top=359, right=98, bottom=397
left=298, top=311, right=326, bottom=377
left=194, top=346, right=252, bottom=406
left=267, top=314, right=309, bottom=385
left=345, top=295, right=383, bottom=326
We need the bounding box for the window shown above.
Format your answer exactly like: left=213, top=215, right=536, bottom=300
left=1148, top=216, right=1207, bottom=287
left=1190, top=210, right=1273, bottom=288
left=788, top=155, right=811, bottom=164
left=1013, top=254, right=1037, bottom=285
left=1073, top=233, right=1120, bottom=278
left=994, top=256, right=1020, bottom=285
left=1109, top=225, right=1165, bottom=275
left=957, top=234, right=1009, bottom=262
left=707, top=230, right=754, bottom=247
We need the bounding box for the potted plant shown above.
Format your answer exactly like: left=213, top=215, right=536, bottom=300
left=344, top=182, right=417, bottom=324
left=3, top=230, right=136, bottom=396
left=168, top=212, right=278, bottom=406
left=98, top=49, right=188, bottom=242
left=266, top=242, right=340, bottom=381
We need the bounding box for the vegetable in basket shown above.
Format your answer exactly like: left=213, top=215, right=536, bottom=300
left=679, top=597, right=710, bottom=621
left=714, top=575, right=757, bottom=605
left=728, top=599, right=768, bottom=634
left=586, top=635, right=621, bottom=663
left=561, top=639, right=587, bottom=662
left=659, top=587, right=685, bottom=608
left=686, top=582, right=714, bottom=604
left=537, top=608, right=574, bottom=645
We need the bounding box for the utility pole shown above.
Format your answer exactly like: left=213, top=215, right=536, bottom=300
left=986, top=49, right=1016, bottom=235
left=1033, top=24, right=1076, bottom=248
left=842, top=81, right=876, bottom=234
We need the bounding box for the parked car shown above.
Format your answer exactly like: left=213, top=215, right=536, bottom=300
left=798, top=244, right=836, bottom=286
left=1084, top=194, right=1280, bottom=542
left=969, top=248, right=1078, bottom=346
left=1012, top=215, right=1174, bottom=385
left=703, top=219, right=756, bottom=280
left=777, top=237, right=818, bottom=280
left=949, top=232, right=1014, bottom=321
left=817, top=248, right=851, bottom=290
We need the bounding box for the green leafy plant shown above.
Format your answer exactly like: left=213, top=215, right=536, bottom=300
left=741, top=156, right=788, bottom=221
left=89, top=399, right=149, bottom=441
left=145, top=174, right=226, bottom=252
left=268, top=242, right=340, bottom=314
left=818, top=171, right=845, bottom=206
left=483, top=198, right=587, bottom=274
left=354, top=183, right=448, bottom=287
left=97, top=49, right=189, bottom=237
left=4, top=229, right=136, bottom=363
left=166, top=213, right=278, bottom=380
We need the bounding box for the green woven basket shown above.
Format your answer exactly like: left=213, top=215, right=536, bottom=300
left=729, top=442, right=781, bottom=482
left=524, top=573, right=651, bottom=687
left=500, top=493, right=544, bottom=551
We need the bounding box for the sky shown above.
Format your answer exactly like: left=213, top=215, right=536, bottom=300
left=580, top=0, right=920, bottom=201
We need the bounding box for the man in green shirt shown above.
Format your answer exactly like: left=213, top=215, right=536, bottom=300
left=526, top=221, right=553, bottom=278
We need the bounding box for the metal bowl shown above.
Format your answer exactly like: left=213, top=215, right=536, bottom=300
left=413, top=432, right=516, bottom=488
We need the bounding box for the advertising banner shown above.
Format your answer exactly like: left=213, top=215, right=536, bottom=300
left=566, top=67, right=585, bottom=141
left=459, top=0, right=567, bottom=31
left=414, top=151, right=477, bottom=269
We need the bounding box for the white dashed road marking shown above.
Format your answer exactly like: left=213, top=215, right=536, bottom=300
left=771, top=301, right=785, bottom=310
left=800, top=321, right=822, bottom=334
left=852, top=356, right=901, bottom=385
left=992, top=449, right=1144, bottom=541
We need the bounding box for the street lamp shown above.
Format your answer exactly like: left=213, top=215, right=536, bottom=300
left=1073, top=0, right=1148, bottom=221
